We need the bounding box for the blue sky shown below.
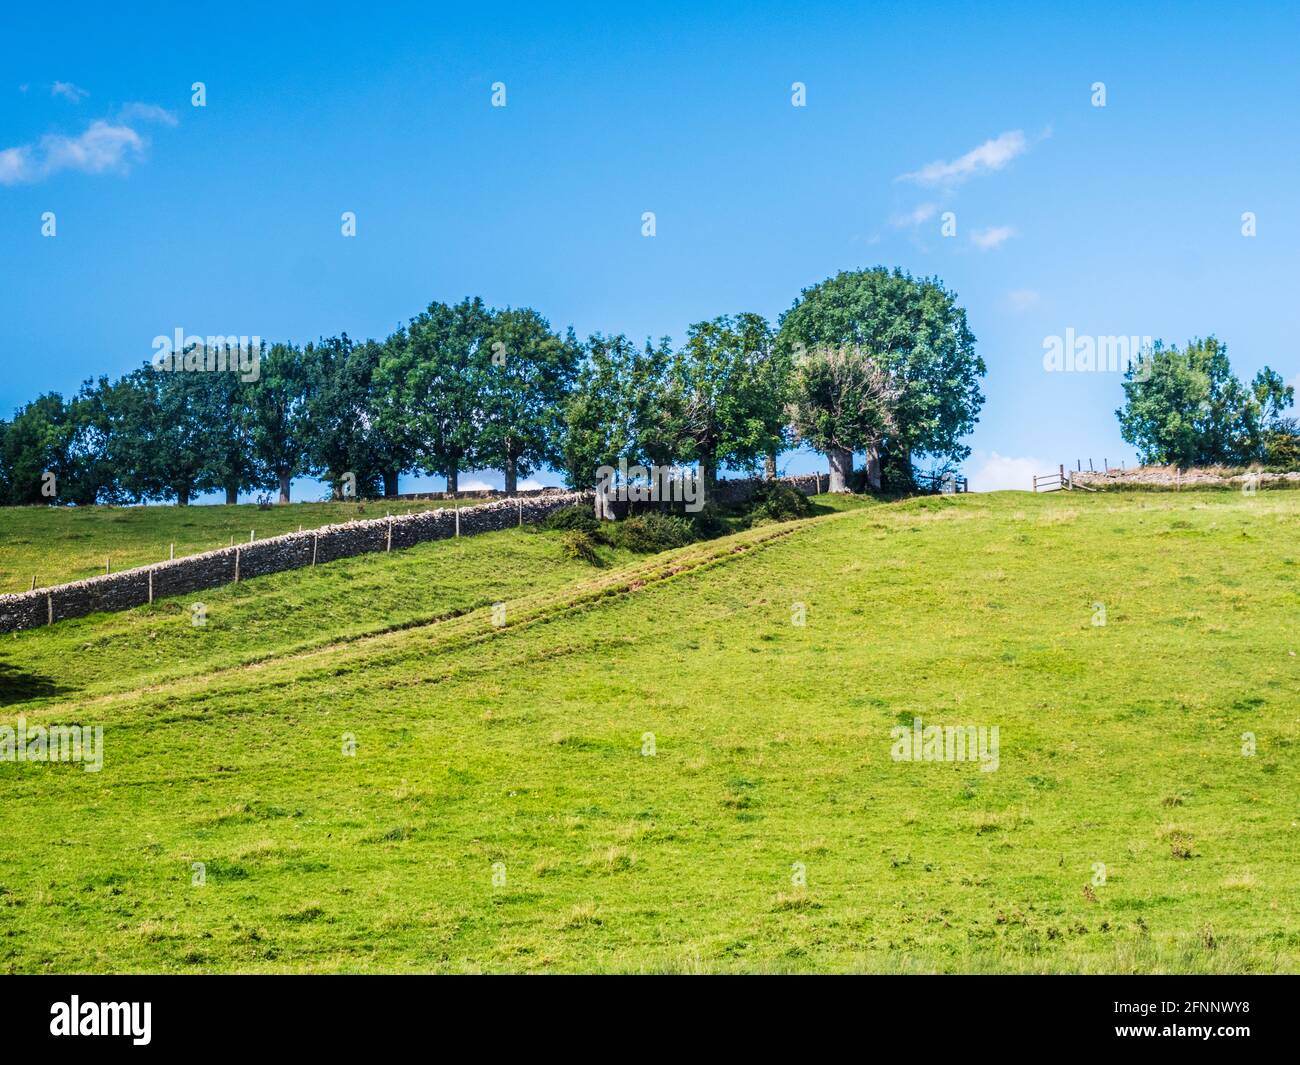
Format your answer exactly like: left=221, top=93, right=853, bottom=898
left=2, top=1, right=1297, bottom=497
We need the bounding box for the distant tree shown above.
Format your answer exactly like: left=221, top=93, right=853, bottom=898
left=1117, top=337, right=1293, bottom=466
left=375, top=299, right=492, bottom=494
left=304, top=334, right=392, bottom=499
left=191, top=367, right=262, bottom=504
left=672, top=313, right=782, bottom=491
left=0, top=417, right=10, bottom=502
left=477, top=309, right=580, bottom=494
left=0, top=393, right=84, bottom=505
left=246, top=343, right=313, bottom=503
left=560, top=333, right=678, bottom=490
left=777, top=267, right=984, bottom=489
left=786, top=345, right=900, bottom=492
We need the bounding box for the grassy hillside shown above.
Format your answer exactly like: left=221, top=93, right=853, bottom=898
left=0, top=499, right=454, bottom=594
left=0, top=490, right=1296, bottom=973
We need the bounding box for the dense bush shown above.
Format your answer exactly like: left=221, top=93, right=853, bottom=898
left=747, top=480, right=812, bottom=523
left=540, top=504, right=601, bottom=535
left=688, top=502, right=730, bottom=539
left=613, top=512, right=696, bottom=553
left=558, top=528, right=602, bottom=565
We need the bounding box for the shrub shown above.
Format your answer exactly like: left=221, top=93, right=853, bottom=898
left=1264, top=426, right=1300, bottom=470
left=688, top=503, right=729, bottom=539
left=541, top=504, right=600, bottom=535
left=614, top=512, right=696, bottom=553
left=559, top=529, right=601, bottom=565
left=747, top=481, right=813, bottom=523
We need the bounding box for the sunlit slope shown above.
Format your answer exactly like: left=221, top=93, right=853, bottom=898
left=0, top=490, right=1296, bottom=973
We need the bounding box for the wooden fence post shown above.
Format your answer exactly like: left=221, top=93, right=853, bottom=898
left=312, top=533, right=319, bottom=566
left=148, top=569, right=154, bottom=605
left=234, top=548, right=241, bottom=583
left=47, top=593, right=53, bottom=626
left=455, top=506, right=460, bottom=538
left=387, top=518, right=393, bottom=552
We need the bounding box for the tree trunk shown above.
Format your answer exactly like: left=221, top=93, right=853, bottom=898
left=700, top=451, right=716, bottom=495
left=225, top=484, right=239, bottom=505
left=764, top=449, right=777, bottom=480
left=503, top=451, right=518, bottom=495
left=827, top=448, right=853, bottom=493
left=446, top=460, right=458, bottom=496
left=176, top=485, right=190, bottom=506
left=278, top=470, right=291, bottom=504
left=865, top=444, right=882, bottom=492
left=383, top=469, right=399, bottom=497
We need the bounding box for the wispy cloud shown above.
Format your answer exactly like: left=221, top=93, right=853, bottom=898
left=118, top=101, right=178, bottom=127
left=900, top=130, right=1027, bottom=187
left=51, top=81, right=89, bottom=102
left=0, top=119, right=146, bottom=185
left=970, top=225, right=1016, bottom=250
left=891, top=202, right=938, bottom=228
left=1006, top=288, right=1040, bottom=311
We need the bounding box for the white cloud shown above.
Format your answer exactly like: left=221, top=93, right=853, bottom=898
left=970, top=225, right=1016, bottom=250
left=0, top=119, right=147, bottom=185
left=967, top=452, right=1048, bottom=492
left=458, top=478, right=495, bottom=492
left=900, top=130, right=1027, bottom=187
left=0, top=145, right=34, bottom=183
left=118, top=102, right=178, bottom=127
left=1006, top=288, right=1040, bottom=311
left=518, top=478, right=547, bottom=491
left=891, top=202, right=938, bottom=228
left=41, top=121, right=144, bottom=176
left=51, top=81, right=89, bottom=102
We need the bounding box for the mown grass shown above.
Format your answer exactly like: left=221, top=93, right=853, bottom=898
left=0, top=489, right=1296, bottom=973
left=0, top=498, right=455, bottom=594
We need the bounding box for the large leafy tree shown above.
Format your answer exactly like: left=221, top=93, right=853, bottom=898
left=1117, top=337, right=1293, bottom=466
left=776, top=267, right=985, bottom=488
left=478, top=308, right=581, bottom=494
left=192, top=367, right=263, bottom=504
left=1, top=393, right=77, bottom=505
left=672, top=313, right=784, bottom=491
left=375, top=299, right=492, bottom=494
left=560, top=333, right=679, bottom=490
left=304, top=334, right=409, bottom=498
left=786, top=345, right=900, bottom=491
left=246, top=343, right=314, bottom=503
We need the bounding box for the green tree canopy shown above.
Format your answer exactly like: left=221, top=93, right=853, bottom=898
left=672, top=313, right=784, bottom=490
left=776, top=267, right=985, bottom=487
left=375, top=298, right=492, bottom=494
left=560, top=334, right=678, bottom=489
left=1116, top=337, right=1293, bottom=466
left=786, top=345, right=900, bottom=491
left=478, top=309, right=581, bottom=494
left=246, top=343, right=313, bottom=503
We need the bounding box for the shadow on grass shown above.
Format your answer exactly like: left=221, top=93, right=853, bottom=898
left=0, top=658, right=74, bottom=706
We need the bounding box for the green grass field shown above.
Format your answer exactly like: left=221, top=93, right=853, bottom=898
left=0, top=489, right=1296, bottom=973
left=0, top=498, right=455, bottom=594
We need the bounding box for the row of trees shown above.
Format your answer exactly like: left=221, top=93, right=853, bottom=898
left=0, top=268, right=988, bottom=506
left=1117, top=337, right=1297, bottom=467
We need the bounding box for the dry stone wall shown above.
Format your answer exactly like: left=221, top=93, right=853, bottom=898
left=0, top=473, right=828, bottom=634
left=0, top=491, right=592, bottom=634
